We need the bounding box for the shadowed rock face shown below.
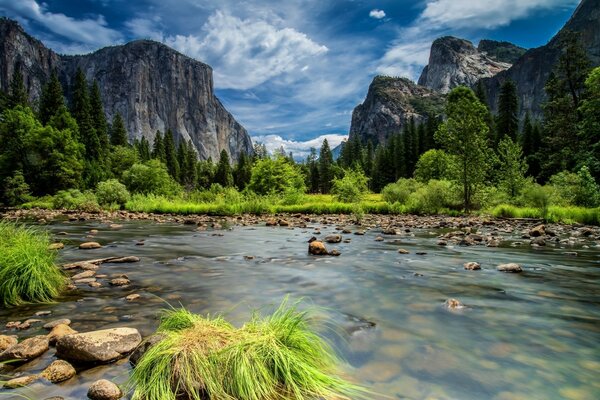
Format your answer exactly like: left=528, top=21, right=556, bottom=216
left=480, top=0, right=600, bottom=119
left=418, top=36, right=512, bottom=94
left=0, top=18, right=252, bottom=161
left=349, top=76, right=444, bottom=145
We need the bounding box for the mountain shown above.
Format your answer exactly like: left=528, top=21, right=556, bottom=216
left=349, top=76, right=444, bottom=145
left=0, top=18, right=252, bottom=161
left=480, top=0, right=600, bottom=119
left=417, top=36, right=515, bottom=94
left=477, top=40, right=527, bottom=64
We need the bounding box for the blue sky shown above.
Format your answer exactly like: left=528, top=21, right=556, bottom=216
left=0, top=0, right=580, bottom=157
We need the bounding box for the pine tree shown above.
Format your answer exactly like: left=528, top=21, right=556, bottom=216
left=110, top=113, right=128, bottom=146
left=177, top=140, right=186, bottom=183
left=38, top=71, right=65, bottom=125
left=90, top=80, right=109, bottom=151
left=72, top=68, right=101, bottom=159
left=364, top=140, right=374, bottom=186
left=8, top=67, right=29, bottom=108
left=497, top=136, right=528, bottom=198
left=180, top=140, right=198, bottom=189
left=164, top=129, right=180, bottom=180
left=214, top=149, right=233, bottom=187
left=233, top=151, right=252, bottom=190
left=152, top=131, right=166, bottom=162
left=578, top=66, right=600, bottom=181
left=318, top=139, right=334, bottom=193
left=474, top=80, right=488, bottom=107
left=137, top=136, right=151, bottom=162
left=496, top=80, right=519, bottom=142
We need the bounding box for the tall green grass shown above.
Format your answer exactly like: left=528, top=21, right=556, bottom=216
left=491, top=204, right=600, bottom=225
left=0, top=221, right=65, bottom=307
left=130, top=300, right=364, bottom=400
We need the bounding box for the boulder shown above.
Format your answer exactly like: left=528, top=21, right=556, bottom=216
left=324, top=234, right=342, bottom=243
left=497, top=263, right=523, bottom=273
left=47, top=324, right=78, bottom=345
left=0, top=335, right=18, bottom=352
left=308, top=241, right=328, bottom=255
left=529, top=224, right=545, bottom=237
left=87, top=379, right=122, bottom=400
left=0, top=336, right=49, bottom=362
left=56, top=328, right=141, bottom=363
left=463, top=262, right=481, bottom=270
left=79, top=242, right=102, bottom=250
left=40, top=360, right=76, bottom=383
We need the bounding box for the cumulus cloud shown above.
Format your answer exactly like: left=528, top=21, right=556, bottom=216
left=252, top=134, right=348, bottom=159
left=0, top=0, right=122, bottom=52
left=164, top=11, right=328, bottom=90
left=369, top=9, right=386, bottom=19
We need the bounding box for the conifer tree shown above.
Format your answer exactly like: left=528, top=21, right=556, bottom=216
left=90, top=80, right=109, bottom=150
left=137, top=136, right=151, bottom=162
left=496, top=80, right=519, bottom=142
left=72, top=68, right=101, bottom=159
left=164, top=129, right=180, bottom=180
left=8, top=67, right=28, bottom=108
left=234, top=151, right=252, bottom=190
left=152, top=131, right=166, bottom=162
left=214, top=149, right=233, bottom=187
left=306, top=147, right=320, bottom=193
left=38, top=71, right=65, bottom=125
left=318, top=139, right=334, bottom=193
left=110, top=113, right=128, bottom=146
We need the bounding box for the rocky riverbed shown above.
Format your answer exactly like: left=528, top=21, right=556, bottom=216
left=0, top=210, right=599, bottom=399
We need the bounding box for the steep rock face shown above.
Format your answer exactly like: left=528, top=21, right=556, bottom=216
left=349, top=76, right=444, bottom=145
left=418, top=36, right=512, bottom=94
left=477, top=40, right=527, bottom=64
left=481, top=0, right=600, bottom=119
left=0, top=18, right=252, bottom=161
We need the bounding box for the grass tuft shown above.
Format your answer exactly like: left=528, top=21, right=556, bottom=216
left=130, top=299, right=364, bottom=400
left=0, top=221, right=65, bottom=307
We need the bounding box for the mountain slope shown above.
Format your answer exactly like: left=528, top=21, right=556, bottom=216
left=0, top=18, right=252, bottom=161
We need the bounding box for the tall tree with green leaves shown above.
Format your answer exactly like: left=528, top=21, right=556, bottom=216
left=578, top=67, right=600, bottom=181
left=8, top=67, right=28, bottom=108
left=318, top=139, right=334, bottom=193
left=541, top=31, right=592, bottom=180
left=90, top=80, right=109, bottom=150
left=72, top=68, right=101, bottom=160
left=136, top=136, right=151, bottom=162
left=110, top=112, right=128, bottom=146
left=435, top=86, right=490, bottom=211
left=496, top=80, right=519, bottom=142
left=164, top=129, right=179, bottom=179
left=306, top=147, right=320, bottom=193
left=234, top=151, right=252, bottom=190
left=497, top=136, right=528, bottom=198
left=152, top=131, right=166, bottom=162
left=38, top=71, right=65, bottom=125
left=214, top=149, right=233, bottom=187
left=179, top=140, right=198, bottom=190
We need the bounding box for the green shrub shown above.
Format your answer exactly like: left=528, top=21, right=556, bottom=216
left=52, top=189, right=100, bottom=212
left=248, top=156, right=306, bottom=195
left=0, top=221, right=65, bottom=306
left=2, top=171, right=32, bottom=206
left=520, top=183, right=553, bottom=220
left=96, top=179, right=131, bottom=207
left=414, top=149, right=453, bottom=182
left=409, top=180, right=454, bottom=214
left=130, top=299, right=362, bottom=400
left=381, top=178, right=422, bottom=204
left=575, top=166, right=600, bottom=207
left=331, top=169, right=369, bottom=203
left=122, top=160, right=182, bottom=197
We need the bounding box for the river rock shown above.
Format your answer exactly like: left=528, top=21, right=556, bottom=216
left=397, top=249, right=410, bottom=254
left=129, top=334, right=165, bottom=366
left=0, top=335, right=18, bottom=352
left=4, top=374, right=39, bottom=388
left=497, top=263, right=523, bottom=273
left=308, top=241, right=328, bottom=255
left=324, top=234, right=342, bottom=243
left=463, top=262, right=481, bottom=270
left=0, top=336, right=49, bottom=362
left=79, top=242, right=102, bottom=250
left=56, top=327, right=142, bottom=363
left=48, top=243, right=64, bottom=250
left=329, top=249, right=341, bottom=256
left=72, top=270, right=96, bottom=280
left=444, top=298, right=465, bottom=310
left=125, top=294, right=141, bottom=301
left=108, top=256, right=140, bottom=263
left=529, top=224, right=545, bottom=237
left=375, top=236, right=384, bottom=242
left=110, top=278, right=130, bottom=286
left=47, top=324, right=78, bottom=345
left=87, top=379, right=122, bottom=400
left=44, top=319, right=71, bottom=329
left=40, top=360, right=76, bottom=383
left=531, top=237, right=546, bottom=246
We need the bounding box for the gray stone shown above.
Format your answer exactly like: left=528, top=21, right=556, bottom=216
left=0, top=336, right=49, bottom=362
left=44, top=319, right=71, bottom=329
left=56, top=328, right=142, bottom=363
left=324, top=234, right=342, bottom=243
left=497, top=263, right=523, bottom=273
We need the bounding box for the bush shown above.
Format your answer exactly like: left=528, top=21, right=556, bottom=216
left=409, top=180, right=454, bottom=214
left=414, top=150, right=453, bottom=182
left=52, top=189, right=100, bottom=212
left=331, top=169, right=369, bottom=203
left=549, top=171, right=580, bottom=206
left=0, top=221, right=65, bottom=306
left=122, top=160, right=182, bottom=197
left=248, top=156, right=306, bottom=195
left=381, top=178, right=422, bottom=204
left=129, top=299, right=362, bottom=400
left=2, top=171, right=32, bottom=206
left=96, top=179, right=131, bottom=207
left=520, top=183, right=553, bottom=220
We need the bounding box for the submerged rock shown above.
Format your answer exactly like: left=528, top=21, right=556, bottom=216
left=40, top=360, right=76, bottom=383
left=87, top=379, right=122, bottom=400
left=79, top=242, right=102, bottom=250
left=56, top=327, right=141, bottom=364
left=324, top=234, right=342, bottom=243
left=4, top=374, right=39, bottom=388
left=308, top=241, right=328, bottom=255
left=497, top=263, right=523, bottom=273
left=463, top=262, right=481, bottom=270
left=0, top=336, right=49, bottom=362
left=444, top=298, right=465, bottom=310
left=397, top=249, right=410, bottom=254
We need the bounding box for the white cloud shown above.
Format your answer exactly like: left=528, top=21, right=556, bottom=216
left=164, top=11, right=328, bottom=90
left=252, top=134, right=348, bottom=159
left=0, top=0, right=122, bottom=52
left=369, top=9, right=386, bottom=19
left=419, top=0, right=579, bottom=30
left=124, top=17, right=165, bottom=42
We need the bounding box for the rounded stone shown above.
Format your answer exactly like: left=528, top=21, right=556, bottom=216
left=79, top=242, right=102, bottom=250
left=41, top=360, right=76, bottom=383
left=463, top=262, right=481, bottom=270
left=87, top=379, right=122, bottom=400
left=497, top=263, right=523, bottom=273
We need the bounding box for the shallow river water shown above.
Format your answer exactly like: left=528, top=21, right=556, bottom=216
left=1, top=219, right=599, bottom=400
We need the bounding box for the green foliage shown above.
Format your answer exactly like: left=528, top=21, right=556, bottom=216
left=496, top=80, right=519, bottom=142
left=0, top=221, right=65, bottom=307
left=248, top=156, right=306, bottom=196
left=331, top=169, right=369, bottom=203
left=38, top=71, right=65, bottom=125
left=520, top=183, right=553, bottom=220
left=179, top=140, right=199, bottom=190
left=129, top=299, right=362, bottom=400
left=197, top=159, right=216, bottom=189
left=164, top=129, right=180, bottom=180
left=96, top=179, right=131, bottom=207
left=578, top=66, right=600, bottom=181
left=110, top=112, right=128, bottom=146
left=214, top=149, right=233, bottom=187
left=2, top=171, right=31, bottom=206
left=52, top=189, right=100, bottom=212
left=575, top=165, right=600, bottom=207
left=381, top=178, right=421, bottom=204
left=136, top=136, right=152, bottom=162
left=8, top=68, right=28, bottom=108
left=234, top=152, right=253, bottom=190
left=410, top=180, right=456, bottom=214
left=414, top=149, right=453, bottom=182
left=318, top=139, right=334, bottom=193
left=497, top=136, right=528, bottom=198
left=152, top=131, right=166, bottom=162
left=122, top=160, right=182, bottom=197
left=90, top=80, right=109, bottom=151
left=72, top=68, right=101, bottom=160
left=435, top=86, right=490, bottom=211
left=108, top=145, right=139, bottom=179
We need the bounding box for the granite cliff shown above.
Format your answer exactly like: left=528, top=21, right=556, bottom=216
left=0, top=18, right=252, bottom=161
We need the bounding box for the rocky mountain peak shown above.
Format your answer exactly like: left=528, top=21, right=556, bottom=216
left=477, top=40, right=527, bottom=64
left=418, top=36, right=513, bottom=94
